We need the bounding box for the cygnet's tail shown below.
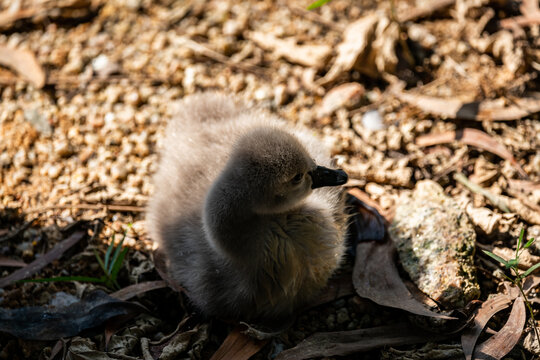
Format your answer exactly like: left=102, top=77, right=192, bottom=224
left=174, top=92, right=249, bottom=124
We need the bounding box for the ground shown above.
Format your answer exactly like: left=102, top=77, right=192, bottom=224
left=0, top=0, right=539, bottom=359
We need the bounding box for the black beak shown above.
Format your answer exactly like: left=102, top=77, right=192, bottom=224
left=310, top=166, right=348, bottom=189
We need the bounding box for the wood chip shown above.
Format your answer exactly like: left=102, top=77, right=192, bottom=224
left=0, top=45, right=45, bottom=88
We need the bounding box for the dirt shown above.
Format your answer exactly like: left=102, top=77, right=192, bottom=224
left=0, top=0, right=539, bottom=359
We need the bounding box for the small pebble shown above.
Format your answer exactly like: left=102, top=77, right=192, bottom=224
left=92, top=54, right=120, bottom=77
left=361, top=110, right=385, bottom=131
left=336, top=308, right=350, bottom=324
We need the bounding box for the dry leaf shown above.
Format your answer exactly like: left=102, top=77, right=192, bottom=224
left=318, top=13, right=379, bottom=85
left=318, top=82, right=365, bottom=116
left=307, top=272, right=355, bottom=309
left=416, top=128, right=527, bottom=177
left=111, top=280, right=168, bottom=301
left=461, top=293, right=514, bottom=360
left=274, top=323, right=451, bottom=360
left=247, top=31, right=332, bottom=69
left=0, top=231, right=85, bottom=288
left=474, top=296, right=526, bottom=360
left=0, top=45, right=45, bottom=88
left=395, top=91, right=540, bottom=121
left=464, top=204, right=517, bottom=235
left=210, top=325, right=268, bottom=360
left=353, top=239, right=455, bottom=319
left=0, top=290, right=144, bottom=340
left=0, top=256, right=26, bottom=268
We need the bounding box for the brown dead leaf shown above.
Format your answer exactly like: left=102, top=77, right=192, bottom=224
left=0, top=231, right=85, bottom=288
left=274, top=322, right=451, bottom=360
left=353, top=239, right=455, bottom=319
left=474, top=296, right=526, bottom=360
left=464, top=204, right=517, bottom=236
left=247, top=31, right=331, bottom=69
left=0, top=290, right=145, bottom=340
left=318, top=82, right=365, bottom=116
left=347, top=188, right=390, bottom=221
left=395, top=91, right=540, bottom=121
left=461, top=293, right=514, bottom=360
left=416, top=128, right=527, bottom=178
left=307, top=272, right=355, bottom=309
left=111, top=280, right=168, bottom=301
left=318, top=13, right=379, bottom=85
left=0, top=256, right=26, bottom=268
left=0, top=45, right=45, bottom=88
left=210, top=325, right=268, bottom=360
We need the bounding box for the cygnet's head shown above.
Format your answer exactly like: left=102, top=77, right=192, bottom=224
left=230, top=128, right=348, bottom=215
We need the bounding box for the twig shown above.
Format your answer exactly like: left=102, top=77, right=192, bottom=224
left=171, top=36, right=270, bottom=79
left=0, top=217, right=38, bottom=243
left=454, top=172, right=510, bottom=212
left=288, top=5, right=345, bottom=32
left=397, top=0, right=455, bottom=23
left=454, top=172, right=540, bottom=225
left=26, top=203, right=145, bottom=214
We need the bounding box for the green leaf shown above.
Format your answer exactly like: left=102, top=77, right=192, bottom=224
left=104, top=234, right=115, bottom=270
left=524, top=237, right=536, bottom=249
left=107, top=237, right=126, bottom=274
left=517, top=227, right=525, bottom=250
left=93, top=248, right=108, bottom=274
left=110, top=247, right=128, bottom=281
left=483, top=250, right=509, bottom=267
left=18, top=276, right=105, bottom=284
left=307, top=0, right=332, bottom=10
left=523, top=262, right=540, bottom=277
left=506, top=258, right=519, bottom=269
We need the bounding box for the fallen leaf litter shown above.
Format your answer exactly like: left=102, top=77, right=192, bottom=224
left=0, top=0, right=539, bottom=359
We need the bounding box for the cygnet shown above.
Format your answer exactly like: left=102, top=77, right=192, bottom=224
left=147, top=93, right=348, bottom=326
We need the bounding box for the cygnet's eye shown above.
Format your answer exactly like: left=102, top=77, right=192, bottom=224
left=291, top=173, right=304, bottom=185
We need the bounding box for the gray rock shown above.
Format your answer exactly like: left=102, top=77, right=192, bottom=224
left=389, top=180, right=480, bottom=308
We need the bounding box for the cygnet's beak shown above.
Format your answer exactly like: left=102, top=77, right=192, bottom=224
left=310, top=166, right=348, bottom=189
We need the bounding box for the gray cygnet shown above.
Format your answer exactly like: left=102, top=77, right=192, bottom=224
left=147, top=93, right=348, bottom=325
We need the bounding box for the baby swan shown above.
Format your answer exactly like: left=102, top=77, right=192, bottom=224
left=147, top=93, right=348, bottom=326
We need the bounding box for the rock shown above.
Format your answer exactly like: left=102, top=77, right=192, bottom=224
left=54, top=139, right=73, bottom=158
left=91, top=54, right=120, bottom=78
left=389, top=180, right=480, bottom=308
left=273, top=84, right=288, bottom=106
left=336, top=308, right=350, bottom=324
left=361, top=110, right=385, bottom=131
left=110, top=163, right=128, bottom=181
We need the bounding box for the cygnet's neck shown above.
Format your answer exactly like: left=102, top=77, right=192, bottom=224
left=203, top=165, right=262, bottom=260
